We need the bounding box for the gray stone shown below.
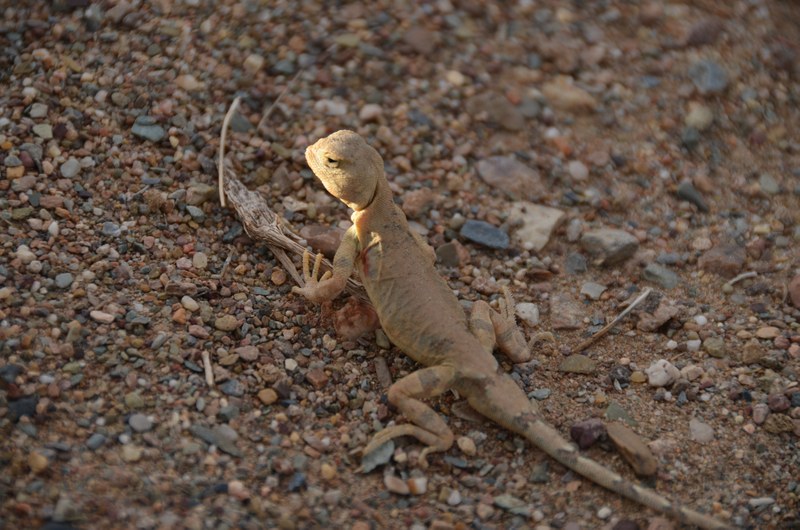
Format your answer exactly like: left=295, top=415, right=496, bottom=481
left=28, top=103, right=48, bottom=118
left=86, top=433, right=107, bottom=450
left=559, top=354, right=597, bottom=374
left=758, top=173, right=779, bottom=195
left=131, top=116, right=166, bottom=142
left=580, top=281, right=607, bottom=300
left=550, top=293, right=584, bottom=329
left=508, top=201, right=565, bottom=251
left=54, top=272, right=74, bottom=289
left=185, top=205, right=205, bottom=222
left=101, top=222, right=121, bottom=237
left=476, top=156, right=543, bottom=201
left=676, top=180, right=709, bottom=212
left=129, top=413, right=153, bottom=432
left=219, top=379, right=244, bottom=397
left=642, top=263, right=680, bottom=289
left=32, top=123, right=53, bottom=139
left=459, top=220, right=509, bottom=249
left=4, top=155, right=22, bottom=167
left=688, top=59, right=729, bottom=94
left=60, top=158, right=81, bottom=178
left=580, top=229, right=638, bottom=265
left=565, top=252, right=587, bottom=274
left=189, top=424, right=242, bottom=456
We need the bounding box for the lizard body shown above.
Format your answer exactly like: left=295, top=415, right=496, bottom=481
left=293, top=130, right=730, bottom=529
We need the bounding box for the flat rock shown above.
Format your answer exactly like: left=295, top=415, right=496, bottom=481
left=459, top=220, right=509, bottom=249
left=54, top=272, right=74, bottom=289
left=214, top=315, right=240, bottom=331
left=698, top=244, right=745, bottom=278
left=549, top=293, right=584, bottom=329
left=580, top=281, right=606, bottom=300
left=570, top=417, right=607, bottom=449
left=559, top=354, right=597, bottom=374
left=688, top=59, right=729, bottom=94
left=508, top=201, right=565, bottom=251
left=476, top=157, right=543, bottom=201
left=465, top=92, right=526, bottom=131
left=541, top=76, right=597, bottom=113
left=689, top=418, right=714, bottom=444
left=642, top=263, right=680, bottom=290
left=131, top=116, right=166, bottom=142
left=580, top=229, right=638, bottom=265
left=645, top=359, right=680, bottom=387
left=60, top=158, right=81, bottom=178
left=189, top=424, right=242, bottom=456
left=676, top=180, right=709, bottom=212
left=606, top=422, right=658, bottom=476
left=515, top=302, right=539, bottom=327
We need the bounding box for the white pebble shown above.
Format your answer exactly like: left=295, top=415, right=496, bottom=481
left=686, top=339, right=702, bottom=352
left=645, top=359, right=680, bottom=387
left=666, top=339, right=678, bottom=350
left=284, top=358, right=298, bottom=371
left=568, top=160, right=589, bottom=181
left=15, top=244, right=36, bottom=264
left=694, top=315, right=708, bottom=326
left=597, top=506, right=612, bottom=519
left=515, top=302, right=540, bottom=327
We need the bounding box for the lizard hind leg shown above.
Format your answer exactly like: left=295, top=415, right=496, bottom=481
left=469, top=288, right=530, bottom=363
left=363, top=365, right=457, bottom=468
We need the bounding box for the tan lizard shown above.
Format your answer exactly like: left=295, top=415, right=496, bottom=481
left=292, top=130, right=731, bottom=530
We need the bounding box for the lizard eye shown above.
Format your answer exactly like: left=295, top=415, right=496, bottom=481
left=325, top=157, right=339, bottom=168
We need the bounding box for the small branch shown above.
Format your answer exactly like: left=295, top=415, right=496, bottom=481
left=724, top=271, right=757, bottom=288
left=575, top=287, right=652, bottom=352
left=218, top=96, right=241, bottom=208
left=201, top=350, right=215, bottom=388
left=256, top=69, right=302, bottom=136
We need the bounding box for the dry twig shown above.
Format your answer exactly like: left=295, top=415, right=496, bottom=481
left=576, top=287, right=652, bottom=352
left=724, top=271, right=757, bottom=288
left=201, top=350, right=214, bottom=388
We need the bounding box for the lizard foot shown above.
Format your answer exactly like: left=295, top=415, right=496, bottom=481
left=291, top=250, right=336, bottom=303
left=363, top=424, right=451, bottom=469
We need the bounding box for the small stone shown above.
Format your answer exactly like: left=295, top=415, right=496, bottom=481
left=321, top=463, right=337, bottom=480
left=435, top=240, right=470, bottom=268
left=90, top=310, right=115, bottom=324
left=476, top=157, right=543, bottom=201
left=788, top=275, right=800, bottom=308
left=703, top=337, right=726, bottom=358
left=192, top=252, right=208, bottom=269
left=360, top=440, right=394, bottom=473
left=401, top=188, right=435, bottom=218
left=102, top=222, right=121, bottom=237
left=28, top=451, right=49, bottom=474
left=755, top=326, right=780, bottom=339
left=131, top=116, right=166, bottom=142
left=580, top=281, right=607, bottom=300
left=6, top=165, right=24, bottom=179
left=689, top=418, right=714, bottom=444
left=124, top=391, right=144, bottom=408
left=305, top=368, right=329, bottom=389
left=606, top=422, right=658, bottom=476
left=550, top=293, right=584, bottom=330
left=541, top=76, right=597, bottom=113
left=219, top=379, right=244, bottom=397
left=508, top=202, right=565, bottom=251
left=763, top=414, right=794, bottom=434
left=228, top=480, right=250, bottom=501
left=257, top=388, right=278, bottom=405
left=86, top=433, right=107, bottom=450
left=559, top=354, right=597, bottom=374
left=181, top=296, right=199, bottom=312
left=402, top=26, right=439, bottom=55
left=568, top=160, right=589, bottom=181
left=515, top=302, right=540, bottom=327
left=314, top=99, right=347, bottom=116
left=688, top=59, right=729, bottom=94
left=698, top=245, right=745, bottom=278
left=384, top=474, right=410, bottom=495
left=359, top=104, right=383, bottom=122
left=459, top=220, right=509, bottom=250
left=243, top=53, right=264, bottom=74
left=121, top=444, right=143, bottom=462
left=570, top=418, right=607, bottom=449
left=767, top=394, right=790, bottom=412
left=597, top=507, right=613, bottom=520
left=643, top=263, right=680, bottom=290
left=630, top=371, right=647, bottom=384
left=32, top=123, right=53, bottom=139
left=54, top=272, right=74, bottom=289
left=186, top=205, right=205, bottom=222
left=752, top=403, right=769, bottom=425
left=28, top=102, right=48, bottom=118
left=645, top=359, right=680, bottom=387
left=457, top=436, right=476, bottom=456
left=234, top=345, right=259, bottom=362
left=580, top=229, right=638, bottom=265
left=676, top=180, right=709, bottom=212
left=60, top=158, right=81, bottom=178
left=285, top=358, right=298, bottom=371
left=214, top=315, right=240, bottom=331
left=175, top=74, right=202, bottom=91
left=407, top=476, right=428, bottom=495
left=129, top=413, right=153, bottom=432
left=15, top=244, right=37, bottom=264
left=684, top=102, right=714, bottom=131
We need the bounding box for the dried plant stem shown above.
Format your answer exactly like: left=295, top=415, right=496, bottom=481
left=576, top=287, right=652, bottom=352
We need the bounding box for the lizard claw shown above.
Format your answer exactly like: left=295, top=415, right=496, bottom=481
left=292, top=250, right=335, bottom=303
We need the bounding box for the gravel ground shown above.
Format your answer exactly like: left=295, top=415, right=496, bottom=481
left=2, top=1, right=800, bottom=529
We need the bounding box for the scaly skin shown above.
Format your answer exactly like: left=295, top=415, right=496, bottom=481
left=293, top=130, right=731, bottom=529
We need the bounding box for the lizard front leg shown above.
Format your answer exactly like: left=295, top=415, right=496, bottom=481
left=363, top=365, right=456, bottom=467
left=292, top=226, right=358, bottom=303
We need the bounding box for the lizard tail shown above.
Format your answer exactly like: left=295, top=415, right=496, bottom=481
left=466, top=375, right=731, bottom=530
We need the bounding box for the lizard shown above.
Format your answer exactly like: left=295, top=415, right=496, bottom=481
left=291, top=130, right=731, bottom=530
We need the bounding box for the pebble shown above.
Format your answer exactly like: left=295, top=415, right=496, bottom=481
left=257, top=388, right=278, bottom=405
left=645, top=359, right=680, bottom=387
left=54, top=272, right=74, bottom=289
left=643, top=263, right=679, bottom=289
left=476, top=156, right=543, bottom=201
left=676, top=180, right=709, bottom=212
left=570, top=418, right=606, bottom=449
left=189, top=425, right=242, bottom=456
left=580, top=229, right=639, bottom=265
left=515, top=302, right=540, bottom=327
left=185, top=205, right=205, bottom=223
left=243, top=53, right=264, bottom=73
left=86, top=433, right=107, bottom=450
left=688, top=59, right=729, bottom=94
left=60, top=158, right=81, bottom=178
left=541, top=76, right=597, bottom=112
left=580, top=281, right=607, bottom=300
left=767, top=394, right=790, bottom=412
left=219, top=379, right=244, bottom=397
left=28, top=102, right=48, bottom=118
left=755, top=326, right=780, bottom=339
left=15, top=244, right=36, bottom=264
left=359, top=103, right=383, bottom=122
left=175, top=74, right=202, bottom=91
left=758, top=173, right=779, bottom=195
left=597, top=506, right=613, bottom=520
left=689, top=418, right=714, bottom=444
left=28, top=451, right=49, bottom=474
left=684, top=102, right=714, bottom=131
left=131, top=115, right=166, bottom=142
left=459, top=220, right=509, bottom=249
left=698, top=244, right=745, bottom=278
left=32, top=123, right=53, bottom=139
left=214, top=315, right=240, bottom=331
left=549, top=293, right=584, bottom=329
left=752, top=403, right=769, bottom=425
left=360, top=440, right=394, bottom=473
left=559, top=354, right=597, bottom=374
left=508, top=202, right=565, bottom=251
left=384, top=474, right=410, bottom=495
left=129, top=413, right=153, bottom=432
left=457, top=436, right=476, bottom=456
left=181, top=296, right=199, bottom=312
left=90, top=310, right=115, bottom=324
left=703, top=337, right=726, bottom=358
left=407, top=476, right=427, bottom=495
left=121, top=444, right=143, bottom=462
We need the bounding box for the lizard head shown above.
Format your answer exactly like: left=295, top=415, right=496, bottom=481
left=305, top=130, right=383, bottom=211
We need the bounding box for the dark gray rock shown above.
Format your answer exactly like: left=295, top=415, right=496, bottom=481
left=459, top=220, right=509, bottom=250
